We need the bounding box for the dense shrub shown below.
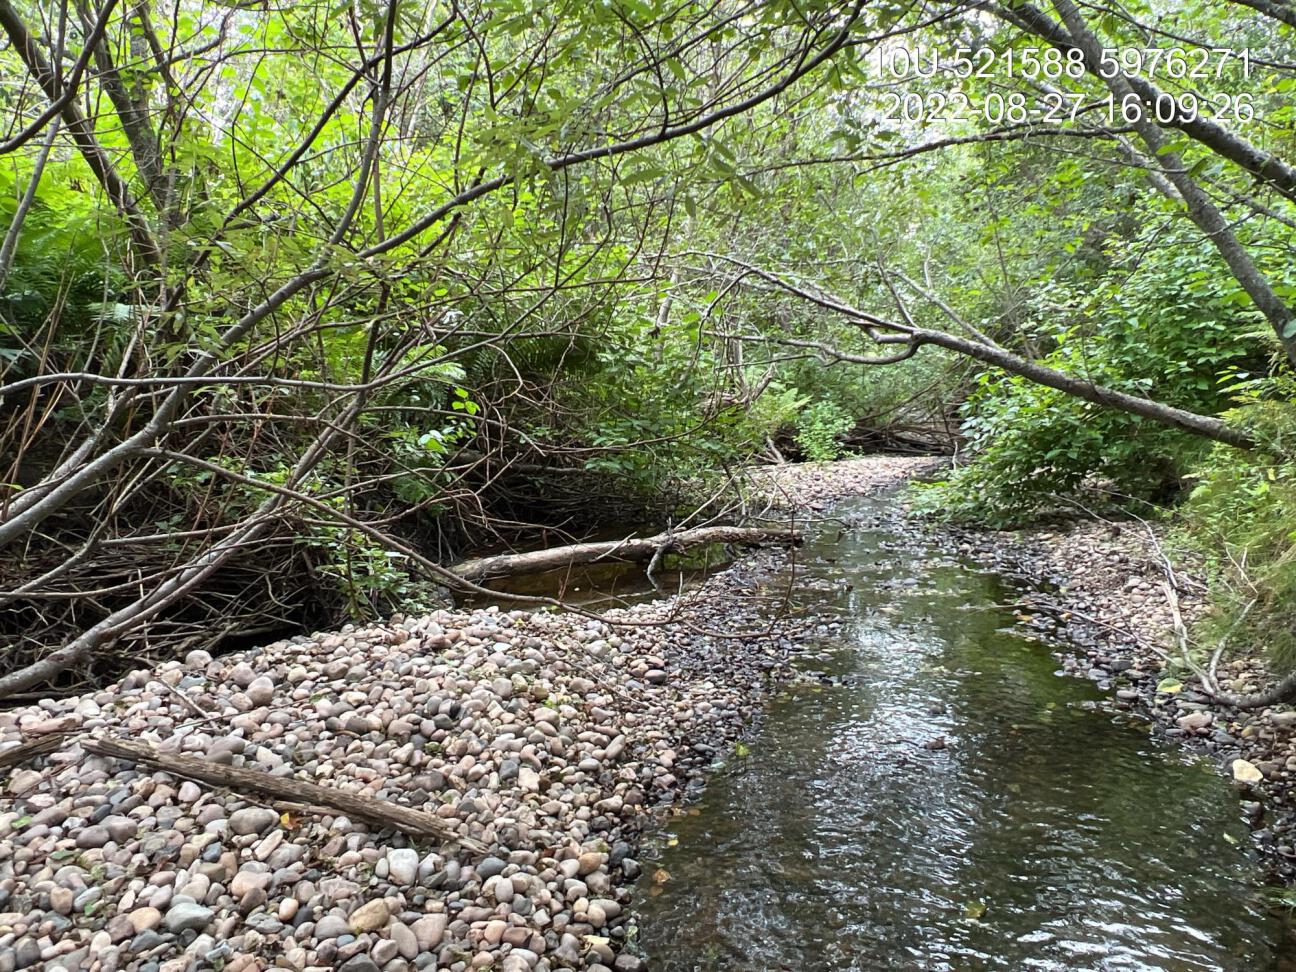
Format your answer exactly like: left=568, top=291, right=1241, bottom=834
left=1177, top=378, right=1296, bottom=671
left=914, top=232, right=1273, bottom=526
left=794, top=400, right=856, bottom=462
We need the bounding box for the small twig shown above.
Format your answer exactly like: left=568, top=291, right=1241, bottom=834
left=1208, top=597, right=1257, bottom=689
left=1161, top=577, right=1214, bottom=691
left=155, top=678, right=209, bottom=719
left=645, top=534, right=673, bottom=591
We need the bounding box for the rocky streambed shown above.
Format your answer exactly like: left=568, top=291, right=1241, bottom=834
left=0, top=459, right=926, bottom=972
left=0, top=607, right=789, bottom=972
left=2, top=455, right=1294, bottom=972
left=768, top=457, right=1296, bottom=886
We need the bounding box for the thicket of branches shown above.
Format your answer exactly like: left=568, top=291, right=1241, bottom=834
left=3, top=0, right=1296, bottom=698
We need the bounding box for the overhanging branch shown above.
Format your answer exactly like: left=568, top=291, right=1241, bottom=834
left=701, top=254, right=1254, bottom=451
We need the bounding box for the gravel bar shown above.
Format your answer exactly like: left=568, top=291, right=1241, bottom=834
left=6, top=454, right=1292, bottom=972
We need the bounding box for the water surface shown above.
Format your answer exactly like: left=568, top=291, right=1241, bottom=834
left=635, top=496, right=1292, bottom=971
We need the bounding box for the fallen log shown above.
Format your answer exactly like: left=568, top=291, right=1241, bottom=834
left=450, top=524, right=796, bottom=582
left=83, top=736, right=489, bottom=853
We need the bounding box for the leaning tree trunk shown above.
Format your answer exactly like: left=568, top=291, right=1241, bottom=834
left=450, top=525, right=797, bottom=582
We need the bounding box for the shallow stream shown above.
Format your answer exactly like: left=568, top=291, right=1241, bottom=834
left=633, top=496, right=1295, bottom=971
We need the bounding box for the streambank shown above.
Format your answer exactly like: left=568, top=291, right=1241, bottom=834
left=0, top=608, right=778, bottom=972
left=2, top=453, right=1289, bottom=972
left=0, top=459, right=923, bottom=972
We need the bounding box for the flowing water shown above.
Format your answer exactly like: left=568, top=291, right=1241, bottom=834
left=634, top=496, right=1295, bottom=971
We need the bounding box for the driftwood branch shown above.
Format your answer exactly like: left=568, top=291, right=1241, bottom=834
left=0, top=730, right=75, bottom=772
left=1210, top=670, right=1296, bottom=709
left=450, top=525, right=796, bottom=582
left=83, top=736, right=489, bottom=853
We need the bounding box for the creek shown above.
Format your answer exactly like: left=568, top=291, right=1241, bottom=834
left=632, top=495, right=1295, bottom=971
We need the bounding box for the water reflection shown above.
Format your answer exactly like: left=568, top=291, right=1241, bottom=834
left=635, top=498, right=1290, bottom=971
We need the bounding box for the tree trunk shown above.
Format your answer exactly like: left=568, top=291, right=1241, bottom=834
left=1048, top=0, right=1296, bottom=368
left=450, top=525, right=797, bottom=582
left=909, top=327, right=1254, bottom=449
left=1227, top=0, right=1296, bottom=28
left=1002, top=2, right=1296, bottom=201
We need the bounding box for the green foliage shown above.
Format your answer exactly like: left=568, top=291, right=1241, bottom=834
left=166, top=458, right=451, bottom=618
left=913, top=384, right=1139, bottom=527
left=748, top=383, right=809, bottom=439
left=915, top=229, right=1274, bottom=526
left=309, top=529, right=448, bottom=618
left=1177, top=377, right=1296, bottom=670
left=5, top=0, right=1296, bottom=672
left=794, top=400, right=855, bottom=462
left=0, top=165, right=127, bottom=370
